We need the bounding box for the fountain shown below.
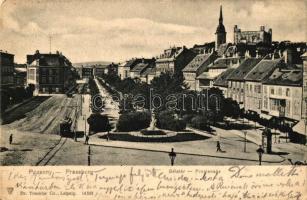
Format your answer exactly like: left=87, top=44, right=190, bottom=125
left=140, top=111, right=166, bottom=135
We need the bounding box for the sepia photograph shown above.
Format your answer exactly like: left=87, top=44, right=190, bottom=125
left=0, top=0, right=306, bottom=168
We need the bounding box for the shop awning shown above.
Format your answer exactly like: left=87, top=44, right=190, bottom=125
left=292, top=120, right=307, bottom=135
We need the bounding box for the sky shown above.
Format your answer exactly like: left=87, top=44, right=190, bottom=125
left=0, top=0, right=306, bottom=63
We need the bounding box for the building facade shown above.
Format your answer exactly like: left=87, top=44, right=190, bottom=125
left=183, top=53, right=216, bottom=90
left=227, top=58, right=262, bottom=107
left=262, top=68, right=303, bottom=123
left=81, top=66, right=93, bottom=79
left=155, top=46, right=196, bottom=75
left=130, top=59, right=155, bottom=80
left=213, top=68, right=236, bottom=97
left=244, top=58, right=281, bottom=114
left=118, top=59, right=142, bottom=80
left=26, top=51, right=76, bottom=94
left=0, top=51, right=15, bottom=88
left=234, top=25, right=272, bottom=45
left=196, top=57, right=240, bottom=91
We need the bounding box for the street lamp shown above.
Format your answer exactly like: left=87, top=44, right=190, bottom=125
left=243, top=131, right=247, bottom=152
left=256, top=145, right=264, bottom=165
left=88, top=145, right=91, bottom=166
left=168, top=148, right=176, bottom=166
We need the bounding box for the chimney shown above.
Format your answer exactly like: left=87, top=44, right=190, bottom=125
left=283, top=48, right=294, bottom=64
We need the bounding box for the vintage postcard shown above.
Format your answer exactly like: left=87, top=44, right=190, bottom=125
left=0, top=0, right=306, bottom=199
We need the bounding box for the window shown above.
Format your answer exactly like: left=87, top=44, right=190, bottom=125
left=286, top=88, right=290, bottom=97
left=278, top=88, right=282, bottom=96
left=54, top=76, right=59, bottom=83
left=263, top=86, right=267, bottom=94
left=264, top=97, right=268, bottom=109
left=271, top=88, right=274, bottom=95
left=258, top=99, right=261, bottom=109
left=293, top=100, right=301, bottom=116
left=41, top=76, right=47, bottom=84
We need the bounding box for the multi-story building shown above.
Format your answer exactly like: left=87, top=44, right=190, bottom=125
left=190, top=42, right=215, bottom=55
left=93, top=64, right=108, bottom=77
left=155, top=46, right=196, bottom=75
left=292, top=52, right=307, bottom=137
left=81, top=66, right=93, bottom=79
left=233, top=25, right=272, bottom=45
left=244, top=58, right=282, bottom=115
left=227, top=58, right=262, bottom=108
left=105, top=63, right=118, bottom=76
left=262, top=67, right=303, bottom=125
left=213, top=67, right=236, bottom=97
left=196, top=57, right=240, bottom=91
left=130, top=59, right=155, bottom=79
left=14, top=67, right=27, bottom=87
left=182, top=53, right=216, bottom=90
left=26, top=50, right=76, bottom=94
left=215, top=5, right=226, bottom=50
left=117, top=58, right=142, bottom=80
left=0, top=51, right=15, bottom=88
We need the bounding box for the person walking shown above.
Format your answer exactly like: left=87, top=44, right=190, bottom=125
left=216, top=141, right=222, bottom=152
left=9, top=134, right=13, bottom=145
left=84, top=135, right=89, bottom=145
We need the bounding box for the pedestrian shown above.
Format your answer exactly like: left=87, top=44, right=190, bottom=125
left=256, top=145, right=265, bottom=165
left=216, top=141, right=222, bottom=152
left=85, top=135, right=89, bottom=145
left=9, top=134, right=13, bottom=145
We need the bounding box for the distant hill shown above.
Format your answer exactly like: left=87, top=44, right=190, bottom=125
left=73, top=61, right=113, bottom=68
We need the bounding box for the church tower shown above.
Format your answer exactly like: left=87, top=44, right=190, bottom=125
left=215, top=5, right=226, bottom=50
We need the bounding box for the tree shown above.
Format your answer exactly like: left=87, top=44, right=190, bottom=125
left=116, top=111, right=151, bottom=131
left=156, top=110, right=186, bottom=131
left=87, top=113, right=111, bottom=133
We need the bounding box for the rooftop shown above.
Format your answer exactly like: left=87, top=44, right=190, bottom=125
left=227, top=58, right=262, bottom=81
left=196, top=72, right=217, bottom=80
left=245, top=58, right=282, bottom=82
left=27, top=52, right=72, bottom=67
left=213, top=68, right=236, bottom=87
left=130, top=63, right=150, bottom=72
left=209, top=57, right=240, bottom=69
left=263, top=68, right=303, bottom=86
left=182, top=53, right=212, bottom=72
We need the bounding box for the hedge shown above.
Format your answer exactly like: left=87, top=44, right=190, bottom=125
left=117, top=111, right=151, bottom=131
left=156, top=110, right=186, bottom=131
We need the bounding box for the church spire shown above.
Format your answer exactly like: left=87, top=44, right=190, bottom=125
left=219, top=5, right=223, bottom=24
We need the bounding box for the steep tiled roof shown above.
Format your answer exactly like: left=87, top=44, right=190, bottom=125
left=263, top=68, right=303, bottom=86
left=196, top=72, right=217, bottom=80
left=209, top=57, right=240, bottom=69
left=156, top=48, right=184, bottom=62
left=140, top=67, right=154, bottom=77
left=213, top=68, right=236, bottom=87
left=182, top=53, right=212, bottom=72
left=245, top=59, right=281, bottom=82
left=227, top=58, right=262, bottom=81
left=124, top=59, right=141, bottom=68
left=217, top=43, right=230, bottom=57
left=130, top=63, right=149, bottom=72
